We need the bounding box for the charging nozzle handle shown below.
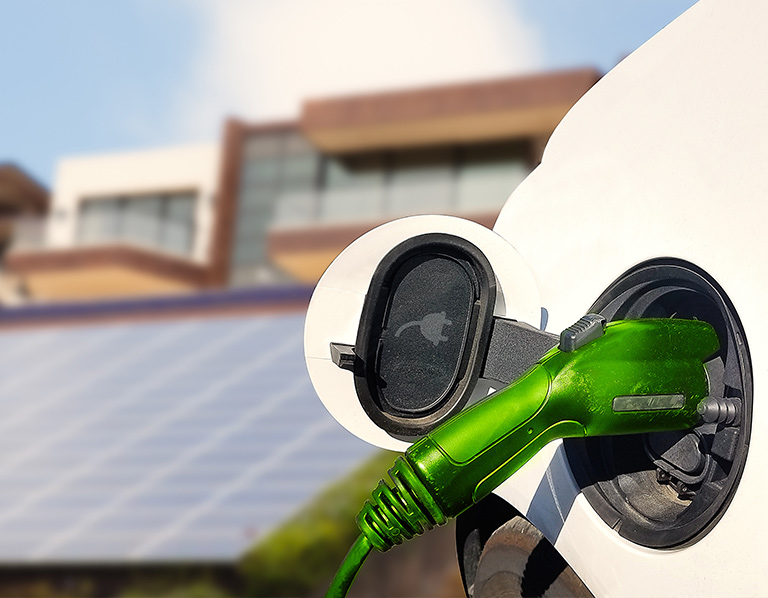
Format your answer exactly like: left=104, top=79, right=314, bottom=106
left=357, top=319, right=718, bottom=552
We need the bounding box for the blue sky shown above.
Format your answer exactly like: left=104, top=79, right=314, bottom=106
left=0, top=0, right=696, bottom=185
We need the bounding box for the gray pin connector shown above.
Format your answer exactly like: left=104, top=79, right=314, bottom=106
left=697, top=397, right=741, bottom=426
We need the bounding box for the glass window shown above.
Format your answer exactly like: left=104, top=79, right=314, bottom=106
left=324, top=154, right=385, bottom=189
left=456, top=143, right=530, bottom=211
left=165, top=194, right=195, bottom=224
left=162, top=221, right=193, bottom=255
left=271, top=152, right=318, bottom=228
left=241, top=157, right=281, bottom=186
left=78, top=200, right=120, bottom=243
left=280, top=154, right=318, bottom=184
left=162, top=194, right=195, bottom=254
left=229, top=133, right=535, bottom=287
left=272, top=189, right=318, bottom=228
left=387, top=149, right=454, bottom=216
left=235, top=205, right=273, bottom=238
left=233, top=132, right=320, bottom=272
left=239, top=185, right=279, bottom=210
left=232, top=237, right=265, bottom=265
left=321, top=154, right=386, bottom=222
left=237, top=201, right=274, bottom=223
left=122, top=196, right=162, bottom=248
left=322, top=187, right=384, bottom=223
left=77, top=192, right=196, bottom=257
left=230, top=130, right=323, bottom=284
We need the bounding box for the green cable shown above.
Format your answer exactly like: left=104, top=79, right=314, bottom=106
left=326, top=319, right=719, bottom=597
left=326, top=534, right=373, bottom=598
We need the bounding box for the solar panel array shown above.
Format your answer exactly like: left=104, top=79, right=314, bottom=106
left=0, top=312, right=378, bottom=562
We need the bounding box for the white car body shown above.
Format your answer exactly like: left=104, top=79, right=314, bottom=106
left=306, top=1, right=766, bottom=594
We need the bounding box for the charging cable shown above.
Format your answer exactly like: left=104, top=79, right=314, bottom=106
left=326, top=318, right=719, bottom=597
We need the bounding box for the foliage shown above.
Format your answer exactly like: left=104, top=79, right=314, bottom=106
left=118, top=578, right=231, bottom=598
left=116, top=569, right=234, bottom=598
left=239, top=450, right=398, bottom=597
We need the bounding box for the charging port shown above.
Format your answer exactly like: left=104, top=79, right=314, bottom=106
left=564, top=258, right=752, bottom=548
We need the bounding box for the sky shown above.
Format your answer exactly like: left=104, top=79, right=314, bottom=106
left=0, top=0, right=697, bottom=185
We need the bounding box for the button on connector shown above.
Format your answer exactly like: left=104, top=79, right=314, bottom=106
left=559, top=313, right=607, bottom=352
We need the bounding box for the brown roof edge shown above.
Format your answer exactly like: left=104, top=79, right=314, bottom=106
left=6, top=244, right=209, bottom=287
left=0, top=163, right=50, bottom=213
left=301, top=67, right=602, bottom=130
left=207, top=118, right=246, bottom=287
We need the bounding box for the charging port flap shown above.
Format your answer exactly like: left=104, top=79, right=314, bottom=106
left=351, top=233, right=496, bottom=437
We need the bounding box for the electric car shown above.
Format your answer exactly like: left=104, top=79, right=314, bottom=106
left=305, top=1, right=765, bottom=595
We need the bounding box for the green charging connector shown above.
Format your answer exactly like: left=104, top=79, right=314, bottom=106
left=327, top=318, right=719, bottom=597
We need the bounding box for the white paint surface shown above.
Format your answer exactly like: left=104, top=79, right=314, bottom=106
left=304, top=215, right=541, bottom=451
left=493, top=0, right=768, bottom=594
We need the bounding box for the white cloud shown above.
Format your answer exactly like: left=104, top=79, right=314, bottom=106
left=173, top=0, right=543, bottom=138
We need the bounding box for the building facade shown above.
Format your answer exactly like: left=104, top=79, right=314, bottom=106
left=0, top=66, right=601, bottom=595
left=5, top=145, right=219, bottom=301
left=6, top=68, right=600, bottom=302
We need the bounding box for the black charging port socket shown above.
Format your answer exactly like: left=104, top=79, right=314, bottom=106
left=564, top=258, right=752, bottom=548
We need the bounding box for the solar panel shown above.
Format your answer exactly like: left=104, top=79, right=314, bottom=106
left=0, top=312, right=379, bottom=562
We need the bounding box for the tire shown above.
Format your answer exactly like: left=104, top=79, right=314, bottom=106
left=471, top=516, right=593, bottom=598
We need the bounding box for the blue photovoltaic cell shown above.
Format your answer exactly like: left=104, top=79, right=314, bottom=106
left=0, top=312, right=380, bottom=562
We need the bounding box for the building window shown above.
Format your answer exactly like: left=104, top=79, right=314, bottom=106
left=455, top=144, right=529, bottom=211
left=78, top=192, right=196, bottom=256
left=231, top=131, right=320, bottom=286
left=268, top=140, right=530, bottom=230
left=320, top=153, right=386, bottom=223
left=232, top=130, right=532, bottom=286
left=388, top=148, right=454, bottom=216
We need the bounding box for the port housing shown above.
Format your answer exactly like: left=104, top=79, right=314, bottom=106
left=564, top=258, right=752, bottom=548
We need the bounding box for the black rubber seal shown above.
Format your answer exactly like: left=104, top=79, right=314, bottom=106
left=354, top=233, right=496, bottom=437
